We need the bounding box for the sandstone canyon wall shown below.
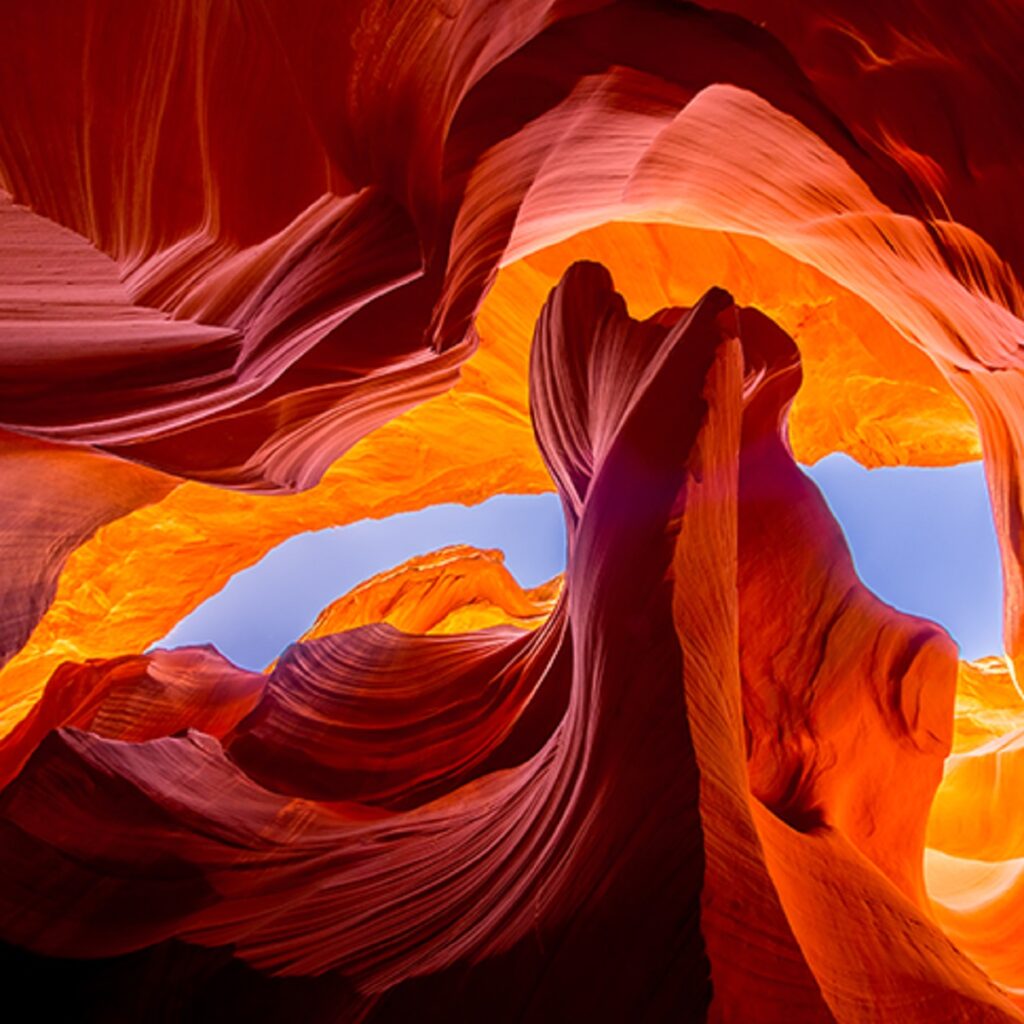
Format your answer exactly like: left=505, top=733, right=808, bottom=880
left=1, top=2, right=1024, bottom=1021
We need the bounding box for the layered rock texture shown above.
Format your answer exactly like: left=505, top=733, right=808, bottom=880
left=2, top=2, right=1023, bottom=1020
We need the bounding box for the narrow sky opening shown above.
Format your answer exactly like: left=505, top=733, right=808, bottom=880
left=156, top=493, right=567, bottom=670
left=804, top=454, right=1003, bottom=660
left=158, top=456, right=1004, bottom=671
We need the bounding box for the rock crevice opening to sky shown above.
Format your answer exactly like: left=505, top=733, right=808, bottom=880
left=162, top=457, right=1001, bottom=670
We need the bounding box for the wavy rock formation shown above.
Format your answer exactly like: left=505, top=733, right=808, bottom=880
left=2, top=1, right=1024, bottom=1020
left=0, top=262, right=1012, bottom=1022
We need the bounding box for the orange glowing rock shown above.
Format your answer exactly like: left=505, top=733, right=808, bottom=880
left=0, top=646, right=264, bottom=791
left=302, top=545, right=560, bottom=641
left=0, top=214, right=983, bottom=740
left=924, top=658, right=1024, bottom=996
left=494, top=221, right=981, bottom=470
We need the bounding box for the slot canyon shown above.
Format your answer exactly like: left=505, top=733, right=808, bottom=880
left=1, top=2, right=1023, bottom=1020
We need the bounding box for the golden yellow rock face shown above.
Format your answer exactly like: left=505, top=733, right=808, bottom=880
left=928, top=658, right=1024, bottom=864
left=0, top=221, right=981, bottom=739
left=301, top=545, right=560, bottom=641
left=514, top=222, right=980, bottom=468
left=926, top=656, right=1024, bottom=993
left=949, top=658, right=1024, bottom=755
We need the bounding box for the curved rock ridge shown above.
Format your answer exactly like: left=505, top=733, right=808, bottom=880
left=0, top=646, right=265, bottom=792
left=0, top=265, right=1016, bottom=1022
left=300, top=544, right=560, bottom=641
left=0, top=543, right=560, bottom=806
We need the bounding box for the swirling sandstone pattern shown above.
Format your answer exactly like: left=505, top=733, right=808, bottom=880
left=2, top=2, right=1024, bottom=1020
